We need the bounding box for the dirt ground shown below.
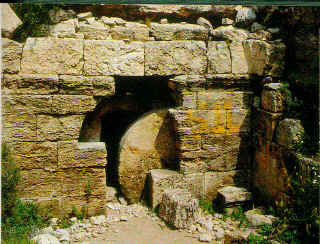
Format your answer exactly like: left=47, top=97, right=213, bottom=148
left=84, top=215, right=204, bottom=244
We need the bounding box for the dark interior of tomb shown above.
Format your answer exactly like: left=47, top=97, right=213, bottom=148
left=100, top=76, right=176, bottom=187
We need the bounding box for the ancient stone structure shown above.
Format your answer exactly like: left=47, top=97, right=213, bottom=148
left=2, top=4, right=295, bottom=215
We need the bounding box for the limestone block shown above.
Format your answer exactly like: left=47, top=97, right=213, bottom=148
left=2, top=74, right=58, bottom=95
left=226, top=109, right=251, bottom=133
left=2, top=95, right=52, bottom=114
left=276, top=118, right=304, bottom=149
left=58, top=167, right=106, bottom=197
left=32, top=234, right=60, bottom=244
left=177, top=129, right=201, bottom=151
left=59, top=75, right=115, bottom=96
left=118, top=109, right=176, bottom=204
left=58, top=140, right=107, bottom=168
left=201, top=134, right=225, bottom=159
left=77, top=12, right=93, bottom=20
left=184, top=173, right=205, bottom=199
left=60, top=195, right=106, bottom=217
left=179, top=159, right=207, bottom=174
left=208, top=41, right=231, bottom=74
left=230, top=42, right=248, bottom=74
left=78, top=22, right=111, bottom=40
left=2, top=113, right=37, bottom=142
left=168, top=75, right=206, bottom=92
left=217, top=186, right=252, bottom=207
left=110, top=22, right=149, bottom=41
left=159, top=188, right=199, bottom=229
left=105, top=186, right=118, bottom=203
left=261, top=83, right=286, bottom=113
left=235, top=7, right=256, bottom=26
left=197, top=89, right=225, bottom=110
left=252, top=108, right=282, bottom=141
left=51, top=95, right=97, bottom=114
left=1, top=4, right=22, bottom=38
left=204, top=170, right=250, bottom=200
left=172, top=91, right=197, bottom=109
left=243, top=40, right=286, bottom=77
left=9, top=141, right=57, bottom=170
left=247, top=30, right=272, bottom=41
left=49, top=19, right=76, bottom=37
left=101, top=16, right=126, bottom=26
left=84, top=40, right=144, bottom=76
left=21, top=38, right=83, bottom=75
left=212, top=25, right=248, bottom=42
left=145, top=41, right=207, bottom=76
left=245, top=211, right=277, bottom=226
left=224, top=91, right=253, bottom=109
left=37, top=115, right=84, bottom=141
left=197, top=17, right=213, bottom=33
left=2, top=38, right=23, bottom=74
left=149, top=169, right=183, bottom=208
left=18, top=169, right=61, bottom=198
left=150, top=23, right=208, bottom=40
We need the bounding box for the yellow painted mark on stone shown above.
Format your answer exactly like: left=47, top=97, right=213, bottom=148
left=224, top=94, right=232, bottom=110
left=198, top=101, right=208, bottom=110
left=211, top=107, right=225, bottom=134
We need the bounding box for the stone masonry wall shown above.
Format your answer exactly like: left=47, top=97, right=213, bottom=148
left=2, top=5, right=286, bottom=214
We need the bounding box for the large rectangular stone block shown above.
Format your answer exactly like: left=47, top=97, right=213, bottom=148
left=172, top=91, right=197, bottom=109
left=110, top=22, right=149, bottom=41
left=59, top=75, right=115, bottom=96
left=21, top=38, right=83, bottom=75
left=3, top=95, right=52, bottom=114
left=57, top=167, right=106, bottom=197
left=224, top=91, right=253, bottom=109
left=37, top=115, right=84, bottom=141
left=208, top=41, right=231, bottom=74
left=51, top=95, right=97, bottom=114
left=226, top=108, right=251, bottom=133
left=230, top=42, right=248, bottom=74
left=197, top=89, right=225, bottom=110
left=180, top=159, right=208, bottom=174
left=84, top=40, right=144, bottom=76
left=9, top=141, right=58, bottom=170
left=2, top=74, right=58, bottom=95
left=2, top=113, right=37, bottom=142
left=58, top=141, right=107, bottom=168
left=2, top=38, right=23, bottom=74
left=150, top=23, right=208, bottom=41
left=145, top=41, right=207, bottom=76
left=18, top=169, right=61, bottom=198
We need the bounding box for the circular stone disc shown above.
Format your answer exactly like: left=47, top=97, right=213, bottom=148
left=118, top=109, right=176, bottom=204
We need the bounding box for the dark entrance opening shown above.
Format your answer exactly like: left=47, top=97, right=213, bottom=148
left=99, top=76, right=175, bottom=188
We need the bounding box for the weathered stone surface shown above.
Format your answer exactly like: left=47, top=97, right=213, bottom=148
left=197, top=17, right=213, bottom=33
left=37, top=115, right=84, bottom=141
left=101, top=16, right=126, bottom=26
left=84, top=40, right=144, bottom=76
left=159, top=188, right=199, bottom=229
left=208, top=41, right=231, bottom=74
left=217, top=186, right=252, bottom=206
left=32, top=234, right=60, bottom=244
left=118, top=109, right=176, bottom=204
left=58, top=167, right=106, bottom=197
left=150, top=23, right=208, bottom=40
left=77, top=12, right=93, bottom=20
left=245, top=211, right=276, bottom=226
left=49, top=8, right=76, bottom=24
left=2, top=38, right=23, bottom=74
left=149, top=169, right=183, bottom=208
left=78, top=21, right=111, bottom=40
left=51, top=95, right=97, bottom=114
left=1, top=4, right=22, bottom=38
left=261, top=83, right=286, bottom=113
left=2, top=74, right=58, bottom=95
left=49, top=19, right=76, bottom=37
left=230, top=42, right=248, bottom=74
left=224, top=91, right=253, bottom=109
left=2, top=95, right=52, bottom=114
left=59, top=75, right=115, bottom=96
left=105, top=186, right=118, bottom=203
left=222, top=18, right=234, bottom=25
left=2, top=113, right=37, bottom=142
left=276, top=118, right=304, bottom=148
left=110, top=22, right=149, bottom=41
left=168, top=75, right=206, bottom=92
left=172, top=91, right=197, bottom=109
left=145, top=41, right=207, bottom=76
left=18, top=169, right=61, bottom=198
left=197, top=89, right=225, bottom=110
left=206, top=74, right=250, bottom=88
left=204, top=170, right=250, bottom=200
left=21, top=38, right=83, bottom=75
left=212, top=25, right=248, bottom=42
left=58, top=141, right=107, bottom=168
left=226, top=109, right=251, bottom=133
left=243, top=40, right=286, bottom=77
left=9, top=141, right=57, bottom=170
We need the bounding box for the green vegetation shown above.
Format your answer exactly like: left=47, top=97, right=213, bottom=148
left=199, top=199, right=215, bottom=215
left=1, top=143, right=49, bottom=243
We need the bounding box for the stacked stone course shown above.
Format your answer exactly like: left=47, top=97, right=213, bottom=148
left=2, top=5, right=287, bottom=214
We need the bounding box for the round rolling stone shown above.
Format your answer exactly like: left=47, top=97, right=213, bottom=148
left=118, top=109, right=176, bottom=204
